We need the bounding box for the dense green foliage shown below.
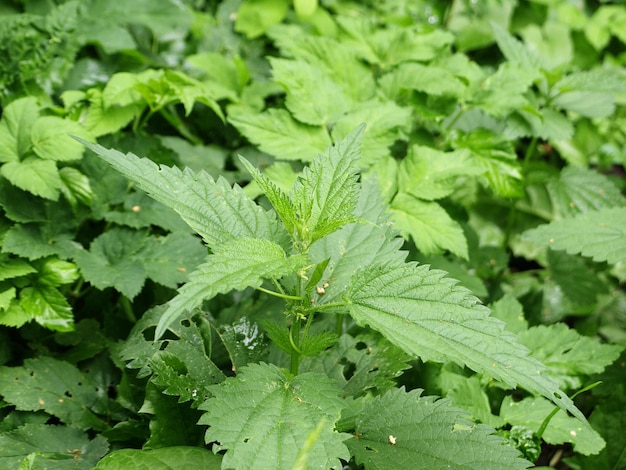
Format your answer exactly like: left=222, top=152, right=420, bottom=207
left=0, top=0, right=625, bottom=468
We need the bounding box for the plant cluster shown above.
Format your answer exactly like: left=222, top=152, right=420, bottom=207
left=0, top=0, right=625, bottom=468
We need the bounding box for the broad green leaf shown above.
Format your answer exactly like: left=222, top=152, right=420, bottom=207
left=228, top=107, right=332, bottom=161
left=0, top=357, right=111, bottom=430
left=234, top=0, right=289, bottom=38
left=447, top=0, right=515, bottom=51
left=0, top=287, right=15, bottom=312
left=103, top=192, right=188, bottom=232
left=300, top=334, right=411, bottom=397
left=380, top=62, right=466, bottom=99
left=31, top=116, right=90, bottom=161
left=0, top=184, right=47, bottom=223
left=74, top=228, right=147, bottom=299
left=506, top=108, right=574, bottom=142
left=518, top=323, right=623, bottom=390
left=79, top=88, right=140, bottom=137
left=309, top=178, right=406, bottom=307
left=342, top=388, right=530, bottom=470
left=546, top=166, right=626, bottom=219
left=291, top=123, right=363, bottom=246
left=0, top=423, right=108, bottom=470
left=331, top=100, right=411, bottom=166
left=500, top=396, right=605, bottom=456
left=270, top=58, right=348, bottom=126
left=1, top=157, right=61, bottom=200
left=344, top=263, right=585, bottom=422
left=519, top=21, right=572, bottom=69
left=398, top=145, right=482, bottom=201
left=553, top=91, right=615, bottom=118
left=522, top=207, right=626, bottom=265
left=19, top=285, right=73, bottom=331
left=492, top=21, right=544, bottom=70
left=489, top=294, right=528, bottom=335
left=0, top=96, right=38, bottom=163
left=0, top=255, right=35, bottom=281
left=2, top=222, right=77, bottom=261
left=155, top=238, right=306, bottom=339
left=215, top=317, right=269, bottom=372
left=94, top=446, right=221, bottom=470
left=390, top=194, right=468, bottom=259
left=138, top=232, right=206, bottom=289
left=554, top=68, right=626, bottom=94
left=77, top=139, right=280, bottom=248
left=35, top=258, right=79, bottom=287
left=199, top=362, right=350, bottom=469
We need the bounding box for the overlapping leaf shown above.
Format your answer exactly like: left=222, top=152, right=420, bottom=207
left=199, top=362, right=349, bottom=470
left=522, top=207, right=626, bottom=265
left=344, top=262, right=585, bottom=422
left=155, top=238, right=306, bottom=338
left=341, top=388, right=531, bottom=470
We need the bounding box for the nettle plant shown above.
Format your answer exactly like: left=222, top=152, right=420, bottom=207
left=83, top=125, right=596, bottom=469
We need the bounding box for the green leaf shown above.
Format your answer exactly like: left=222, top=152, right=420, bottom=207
left=94, top=446, right=221, bottom=470
left=78, top=88, right=140, bottom=137
left=500, top=396, right=605, bottom=456
left=342, top=388, right=531, bottom=470
left=0, top=96, right=38, bottom=163
left=138, top=232, right=206, bottom=289
left=390, top=194, right=468, bottom=259
left=489, top=294, right=528, bottom=335
left=19, top=285, right=73, bottom=332
left=1, top=157, right=62, bottom=200
left=35, top=258, right=79, bottom=287
left=103, top=192, right=188, bottom=232
left=0, top=287, right=16, bottom=312
left=380, top=62, right=466, bottom=99
left=309, top=178, right=406, bottom=307
left=59, top=167, right=94, bottom=209
left=344, top=262, right=585, bottom=422
left=31, top=116, right=90, bottom=161
left=0, top=424, right=108, bottom=470
left=517, top=323, right=623, bottom=390
left=270, top=58, right=348, bottom=126
left=331, top=100, right=411, bottom=166
left=155, top=238, right=306, bottom=339
left=0, top=255, right=36, bottom=281
left=199, top=362, right=350, bottom=469
left=2, top=222, right=77, bottom=261
left=74, top=228, right=147, bottom=299
left=234, top=0, right=289, bottom=38
left=491, top=22, right=543, bottom=70
left=77, top=139, right=280, bottom=248
left=398, top=145, right=482, bottom=201
left=522, top=207, right=626, bottom=265
left=0, top=357, right=112, bottom=430
left=215, top=317, right=269, bottom=372
left=301, top=334, right=411, bottom=397
left=546, top=166, right=626, bottom=219
left=228, top=107, right=332, bottom=161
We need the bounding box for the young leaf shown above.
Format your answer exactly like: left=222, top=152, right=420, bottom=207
left=0, top=96, right=39, bottom=163
left=1, top=157, right=62, bottom=200
left=199, top=362, right=350, bottom=469
left=155, top=238, right=306, bottom=339
left=291, top=123, right=363, bottom=246
left=522, top=207, right=626, bottom=265
left=19, top=285, right=74, bottom=332
left=76, top=139, right=281, bottom=248
left=0, top=424, right=108, bottom=470
left=341, top=388, right=531, bottom=470
left=94, top=447, right=221, bottom=470
left=344, top=262, right=585, bottom=422
left=500, top=396, right=605, bottom=456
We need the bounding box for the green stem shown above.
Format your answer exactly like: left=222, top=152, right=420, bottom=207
left=289, top=318, right=301, bottom=375
left=257, top=286, right=306, bottom=301
left=160, top=105, right=203, bottom=145
left=119, top=295, right=137, bottom=323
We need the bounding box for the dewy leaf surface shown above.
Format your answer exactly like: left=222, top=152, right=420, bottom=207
left=522, top=207, right=626, bottom=265
left=75, top=139, right=280, bottom=249
left=155, top=238, right=306, bottom=338
left=199, top=362, right=349, bottom=470
left=343, top=388, right=531, bottom=470
left=344, top=263, right=585, bottom=422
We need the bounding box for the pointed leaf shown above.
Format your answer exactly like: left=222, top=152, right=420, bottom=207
left=0, top=96, right=39, bottom=163
left=1, top=158, right=61, bottom=200
left=19, top=285, right=73, bottom=332
left=76, top=139, right=280, bottom=248
left=155, top=238, right=306, bottom=338
left=228, top=107, right=331, bottom=161
left=342, top=388, right=531, bottom=470
left=344, top=262, right=585, bottom=422
left=31, top=116, right=90, bottom=161
left=199, top=362, right=349, bottom=469
left=522, top=207, right=626, bottom=265
left=94, top=447, right=221, bottom=470
left=390, top=194, right=468, bottom=259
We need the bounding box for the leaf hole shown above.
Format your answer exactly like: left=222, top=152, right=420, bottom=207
left=243, top=437, right=251, bottom=443
left=142, top=326, right=156, bottom=341
left=64, top=391, right=72, bottom=398
left=342, top=361, right=357, bottom=380
left=355, top=341, right=368, bottom=351
left=554, top=392, right=562, bottom=399
left=181, top=319, right=191, bottom=327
